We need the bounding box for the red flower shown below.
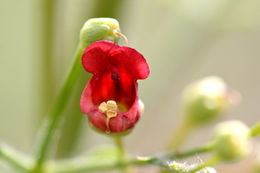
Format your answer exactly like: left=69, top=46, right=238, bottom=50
left=80, top=41, right=150, bottom=134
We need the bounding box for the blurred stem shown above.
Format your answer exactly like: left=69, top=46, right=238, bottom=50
left=250, top=122, right=260, bottom=137
left=188, top=156, right=219, bottom=173
left=114, top=137, right=129, bottom=173
left=167, top=143, right=214, bottom=160
left=165, top=118, right=193, bottom=151
left=38, top=0, right=56, bottom=118
left=51, top=144, right=214, bottom=173
left=0, top=143, right=31, bottom=172
left=55, top=75, right=88, bottom=158
left=91, top=0, right=124, bottom=18
left=32, top=45, right=84, bottom=172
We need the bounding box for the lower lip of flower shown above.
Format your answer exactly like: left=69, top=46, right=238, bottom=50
left=98, top=100, right=122, bottom=133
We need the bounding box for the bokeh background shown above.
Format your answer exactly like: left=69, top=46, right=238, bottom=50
left=0, top=0, right=260, bottom=172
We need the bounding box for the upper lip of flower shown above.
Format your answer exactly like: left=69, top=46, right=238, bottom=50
left=82, top=40, right=150, bottom=79
left=80, top=40, right=150, bottom=133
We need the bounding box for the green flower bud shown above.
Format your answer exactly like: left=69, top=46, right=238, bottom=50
left=250, top=121, right=260, bottom=137
left=213, top=120, right=252, bottom=162
left=182, top=76, right=240, bottom=126
left=79, top=18, right=121, bottom=49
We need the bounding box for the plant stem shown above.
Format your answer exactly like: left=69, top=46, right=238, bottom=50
left=0, top=143, right=31, bottom=172
left=165, top=119, right=193, bottom=151
left=114, top=137, right=129, bottom=173
left=167, top=143, right=214, bottom=160
left=51, top=144, right=214, bottom=173
left=114, top=137, right=125, bottom=161
left=32, top=45, right=84, bottom=172
left=36, top=0, right=56, bottom=120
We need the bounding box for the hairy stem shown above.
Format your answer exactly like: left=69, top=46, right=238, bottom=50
left=167, top=143, right=214, bottom=160
left=51, top=144, right=214, bottom=173
left=188, top=156, right=219, bottom=173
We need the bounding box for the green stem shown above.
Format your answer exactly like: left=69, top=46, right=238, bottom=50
left=114, top=137, right=125, bottom=162
left=32, top=45, right=84, bottom=172
left=114, top=137, right=129, bottom=173
left=167, top=143, right=214, bottom=160
left=188, top=156, right=219, bottom=173
left=0, top=143, right=31, bottom=172
left=165, top=119, right=193, bottom=151
left=36, top=0, right=56, bottom=120
left=51, top=144, right=214, bottom=173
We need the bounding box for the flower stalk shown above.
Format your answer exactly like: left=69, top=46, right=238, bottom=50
left=113, top=137, right=129, bottom=173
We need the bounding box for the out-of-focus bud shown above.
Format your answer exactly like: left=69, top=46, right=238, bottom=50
left=79, top=18, right=121, bottom=49
left=250, top=122, right=260, bottom=137
left=182, top=76, right=240, bottom=126
left=213, top=120, right=252, bottom=162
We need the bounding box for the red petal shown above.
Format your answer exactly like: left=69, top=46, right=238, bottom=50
left=82, top=41, right=150, bottom=80
left=80, top=78, right=141, bottom=133
left=82, top=41, right=119, bottom=75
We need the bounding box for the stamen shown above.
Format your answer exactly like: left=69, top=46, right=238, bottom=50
left=98, top=102, right=108, bottom=113
left=114, top=31, right=128, bottom=45
left=98, top=100, right=118, bottom=133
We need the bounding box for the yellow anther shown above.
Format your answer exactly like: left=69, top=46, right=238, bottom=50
left=98, top=102, right=108, bottom=113
left=98, top=100, right=119, bottom=133
left=106, top=100, right=117, bottom=111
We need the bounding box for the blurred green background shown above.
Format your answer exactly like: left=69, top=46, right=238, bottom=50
left=0, top=0, right=260, bottom=172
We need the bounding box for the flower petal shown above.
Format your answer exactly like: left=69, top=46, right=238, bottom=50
left=82, top=41, right=150, bottom=79
left=80, top=78, right=141, bottom=133
left=82, top=41, right=119, bottom=74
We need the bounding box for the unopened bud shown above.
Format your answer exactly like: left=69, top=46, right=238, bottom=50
left=182, top=76, right=240, bottom=126
left=213, top=120, right=251, bottom=162
left=80, top=18, right=121, bottom=49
